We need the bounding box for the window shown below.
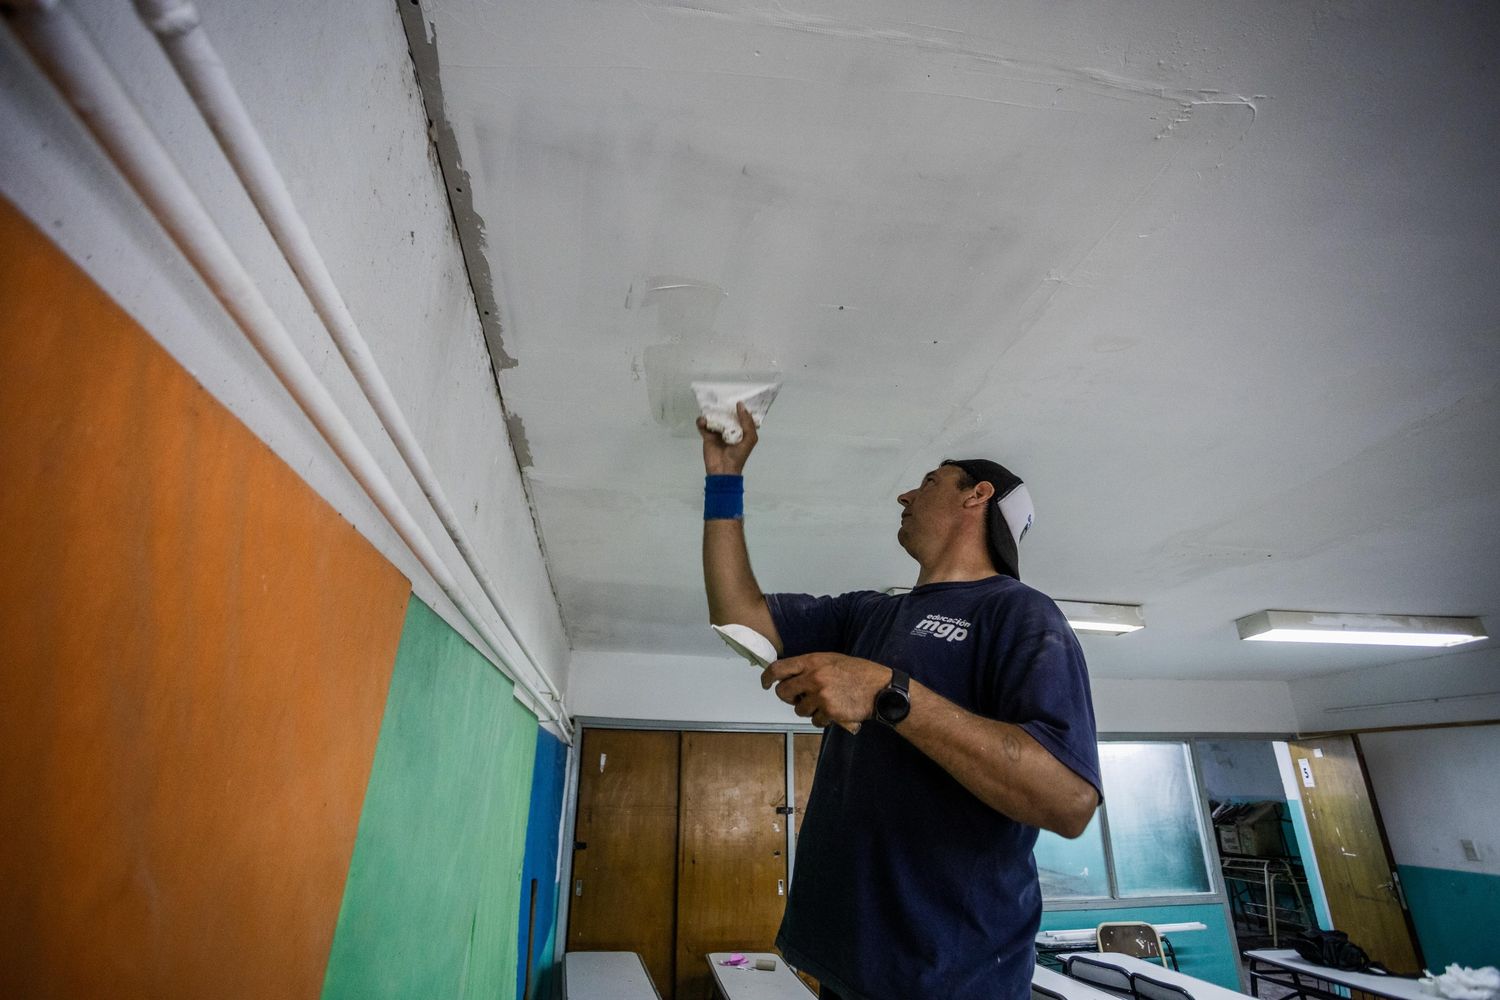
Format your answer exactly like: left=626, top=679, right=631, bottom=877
left=1035, top=810, right=1110, bottom=899
left=1034, top=741, right=1215, bottom=901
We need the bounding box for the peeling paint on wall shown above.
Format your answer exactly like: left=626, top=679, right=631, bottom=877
left=506, top=412, right=534, bottom=468
left=397, top=0, right=575, bottom=640
left=398, top=2, right=518, bottom=374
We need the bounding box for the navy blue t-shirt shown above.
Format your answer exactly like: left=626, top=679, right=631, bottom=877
left=767, top=576, right=1101, bottom=1000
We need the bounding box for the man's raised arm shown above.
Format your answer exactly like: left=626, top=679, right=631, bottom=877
left=700, top=403, right=783, bottom=654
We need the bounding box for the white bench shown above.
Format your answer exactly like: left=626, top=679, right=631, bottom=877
left=563, top=951, right=662, bottom=999
left=1245, top=949, right=1431, bottom=1000
left=706, top=952, right=816, bottom=999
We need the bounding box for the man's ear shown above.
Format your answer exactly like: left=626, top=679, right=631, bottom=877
left=963, top=480, right=995, bottom=508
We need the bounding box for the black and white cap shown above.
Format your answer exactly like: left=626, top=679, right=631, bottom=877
left=941, top=459, right=1034, bottom=580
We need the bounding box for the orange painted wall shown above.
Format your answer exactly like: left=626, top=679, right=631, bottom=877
left=0, top=198, right=411, bottom=999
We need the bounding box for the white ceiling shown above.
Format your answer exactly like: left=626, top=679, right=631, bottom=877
left=409, top=0, right=1500, bottom=681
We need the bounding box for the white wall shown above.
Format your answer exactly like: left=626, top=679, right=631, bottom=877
left=568, top=650, right=1299, bottom=733
left=1359, top=725, right=1500, bottom=876
left=1091, top=678, right=1296, bottom=734
left=1288, top=649, right=1500, bottom=732
left=0, top=0, right=569, bottom=694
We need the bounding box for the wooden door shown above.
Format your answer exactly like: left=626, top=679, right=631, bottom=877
left=675, top=732, right=791, bottom=1000
left=1288, top=736, right=1422, bottom=973
left=568, top=730, right=680, bottom=996
left=792, top=733, right=822, bottom=841
left=789, top=733, right=824, bottom=994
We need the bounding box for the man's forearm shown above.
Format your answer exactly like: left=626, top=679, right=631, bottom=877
left=762, top=652, right=1098, bottom=835
left=899, top=679, right=1097, bottom=837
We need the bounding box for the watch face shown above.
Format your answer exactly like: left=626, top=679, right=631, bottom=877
left=876, top=687, right=911, bottom=725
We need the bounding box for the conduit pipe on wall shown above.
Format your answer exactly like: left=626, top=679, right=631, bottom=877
left=129, top=0, right=567, bottom=718
left=1, top=0, right=569, bottom=734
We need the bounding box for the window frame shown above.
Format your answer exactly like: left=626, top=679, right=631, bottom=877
left=1039, top=738, right=1226, bottom=910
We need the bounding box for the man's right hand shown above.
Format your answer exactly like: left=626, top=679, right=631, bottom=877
left=697, top=401, right=758, bottom=474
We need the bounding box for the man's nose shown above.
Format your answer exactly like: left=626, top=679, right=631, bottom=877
left=897, top=491, right=913, bottom=507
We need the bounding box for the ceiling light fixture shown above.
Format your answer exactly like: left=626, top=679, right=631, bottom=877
left=1056, top=601, right=1144, bottom=636
left=1236, top=610, right=1487, bottom=648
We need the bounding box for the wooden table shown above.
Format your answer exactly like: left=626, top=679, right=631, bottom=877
left=563, top=951, right=662, bottom=999
left=1245, top=949, right=1431, bottom=1000
left=707, top=952, right=816, bottom=999
left=1066, top=951, right=1254, bottom=1000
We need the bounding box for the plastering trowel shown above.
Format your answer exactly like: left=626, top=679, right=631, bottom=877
left=692, top=380, right=781, bottom=444
left=712, top=623, right=778, bottom=668
left=712, top=623, right=862, bottom=734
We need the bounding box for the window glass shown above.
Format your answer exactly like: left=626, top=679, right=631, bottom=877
left=1034, top=811, right=1110, bottom=899
left=1098, top=742, right=1213, bottom=896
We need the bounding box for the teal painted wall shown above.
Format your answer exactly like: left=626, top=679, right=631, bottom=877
left=322, top=596, right=539, bottom=1000
left=1398, top=865, right=1500, bottom=969
left=1040, top=902, right=1241, bottom=989
left=1282, top=797, right=1334, bottom=930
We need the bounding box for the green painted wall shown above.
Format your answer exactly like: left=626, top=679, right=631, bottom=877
left=322, top=596, right=539, bottom=1000
left=1040, top=902, right=1242, bottom=989
left=1398, top=865, right=1500, bottom=970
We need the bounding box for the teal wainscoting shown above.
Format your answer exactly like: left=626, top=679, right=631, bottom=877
left=1398, top=865, right=1500, bottom=969
left=1040, top=902, right=1241, bottom=990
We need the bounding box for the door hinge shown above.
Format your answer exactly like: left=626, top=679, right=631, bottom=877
left=776, top=806, right=795, bottom=816
left=574, top=879, right=583, bottom=897
left=574, top=841, right=587, bottom=851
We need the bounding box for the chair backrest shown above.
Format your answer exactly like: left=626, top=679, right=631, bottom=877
left=1032, top=984, right=1069, bottom=1000
left=1098, top=922, right=1168, bottom=966
left=1064, top=955, right=1134, bottom=997
left=1131, top=972, right=1197, bottom=1000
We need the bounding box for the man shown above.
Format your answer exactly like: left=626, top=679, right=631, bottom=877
left=699, top=403, right=1102, bottom=1000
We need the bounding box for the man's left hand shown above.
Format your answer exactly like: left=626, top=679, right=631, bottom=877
left=761, top=652, right=890, bottom=732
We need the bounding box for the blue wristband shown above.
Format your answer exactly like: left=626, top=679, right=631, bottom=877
left=704, top=474, right=744, bottom=520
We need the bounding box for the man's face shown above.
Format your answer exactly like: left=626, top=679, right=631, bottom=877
left=896, top=465, right=970, bottom=555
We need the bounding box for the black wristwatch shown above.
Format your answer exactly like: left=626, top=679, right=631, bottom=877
left=873, top=668, right=911, bottom=727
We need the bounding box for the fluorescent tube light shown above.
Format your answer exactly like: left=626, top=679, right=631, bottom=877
left=1236, top=610, right=1487, bottom=648
left=1056, top=601, right=1144, bottom=636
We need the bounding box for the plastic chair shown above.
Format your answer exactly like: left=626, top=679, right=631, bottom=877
left=1064, top=955, right=1135, bottom=997
left=1098, top=922, right=1170, bottom=968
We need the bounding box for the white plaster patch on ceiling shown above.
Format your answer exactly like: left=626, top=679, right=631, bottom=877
left=642, top=0, right=1258, bottom=113
left=411, top=0, right=1500, bottom=680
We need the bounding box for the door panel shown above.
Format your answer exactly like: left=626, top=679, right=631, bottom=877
left=792, top=733, right=822, bottom=840
left=1288, top=736, right=1422, bottom=973
left=567, top=730, right=679, bottom=996
left=791, top=733, right=824, bottom=994
left=676, top=732, right=790, bottom=1000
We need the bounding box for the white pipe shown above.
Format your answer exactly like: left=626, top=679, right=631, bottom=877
left=1, top=0, right=568, bottom=731
left=130, top=0, right=567, bottom=718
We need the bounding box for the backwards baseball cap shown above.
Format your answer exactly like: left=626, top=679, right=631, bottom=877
left=941, top=459, right=1034, bottom=580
